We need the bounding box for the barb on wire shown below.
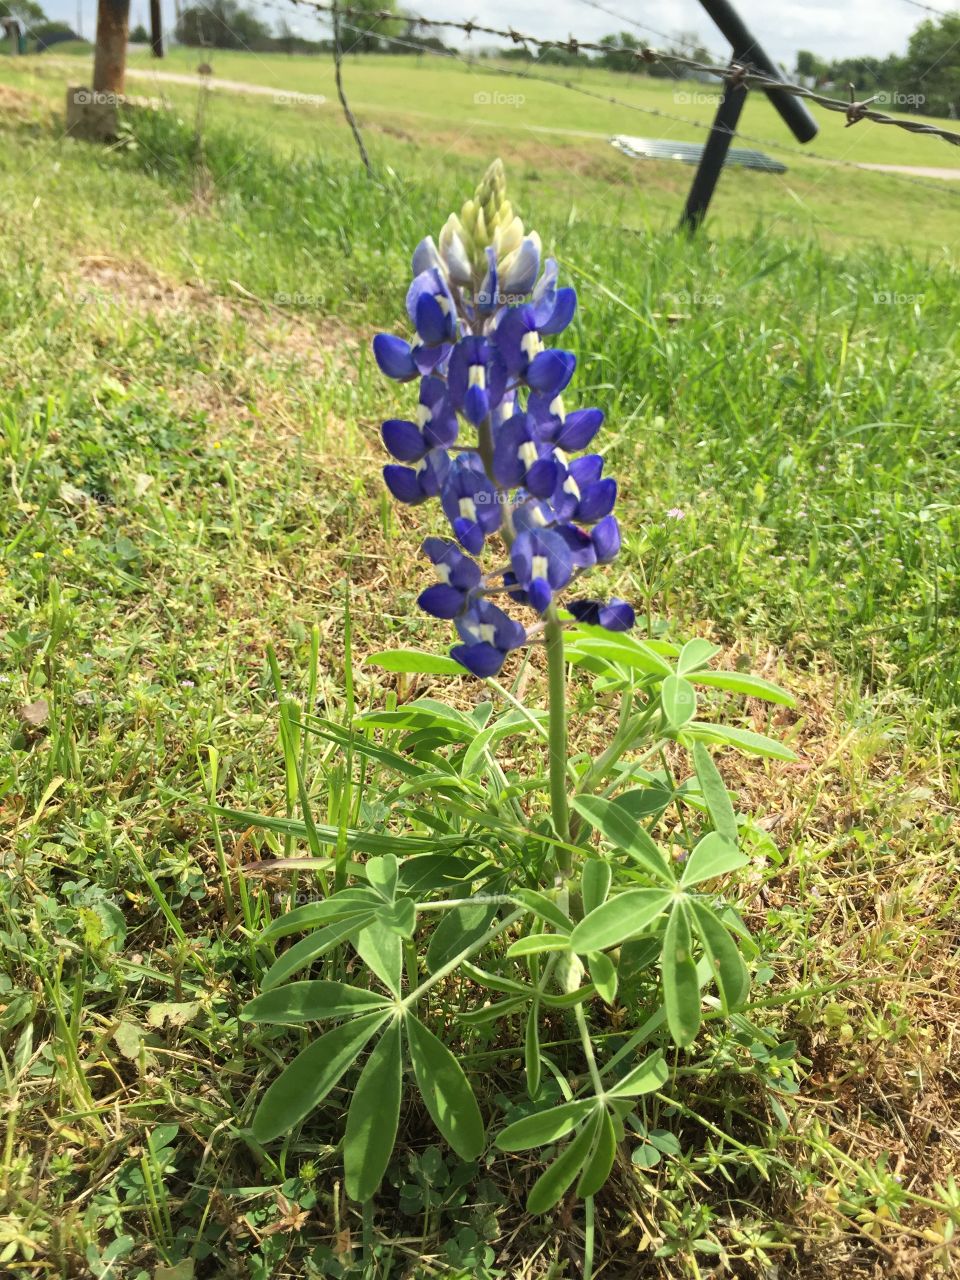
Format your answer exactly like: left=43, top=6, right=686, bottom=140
left=280, top=0, right=960, bottom=148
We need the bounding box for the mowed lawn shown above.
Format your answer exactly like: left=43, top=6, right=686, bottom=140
left=1, top=48, right=959, bottom=1280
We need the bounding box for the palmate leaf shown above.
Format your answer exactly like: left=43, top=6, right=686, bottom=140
left=262, top=914, right=376, bottom=991
left=527, top=1111, right=602, bottom=1214
left=365, top=853, right=398, bottom=902
left=571, top=795, right=675, bottom=885
left=506, top=934, right=571, bottom=958
left=242, top=980, right=390, bottom=1024
left=676, top=638, right=722, bottom=675
left=569, top=888, right=672, bottom=954
left=607, top=1048, right=668, bottom=1098
left=586, top=951, right=618, bottom=1005
left=660, top=675, right=698, bottom=730
left=365, top=648, right=465, bottom=675
left=576, top=1107, right=617, bottom=1198
left=259, top=894, right=378, bottom=942
left=662, top=902, right=701, bottom=1047
left=581, top=859, right=612, bottom=915
left=406, top=1015, right=485, bottom=1160
left=427, top=903, right=499, bottom=973
left=496, top=1098, right=596, bottom=1152
left=344, top=1019, right=403, bottom=1201
left=251, top=1010, right=388, bottom=1143
left=690, top=900, right=750, bottom=1012
left=682, top=721, right=798, bottom=761
left=689, top=670, right=795, bottom=706
left=691, top=741, right=739, bottom=845
left=525, top=1001, right=542, bottom=1099
left=355, top=919, right=403, bottom=996
left=680, top=832, right=748, bottom=888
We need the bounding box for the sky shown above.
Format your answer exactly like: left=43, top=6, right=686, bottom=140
left=39, top=0, right=930, bottom=70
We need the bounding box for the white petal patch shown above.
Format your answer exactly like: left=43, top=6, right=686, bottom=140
left=459, top=497, right=478, bottom=522
left=521, top=331, right=543, bottom=362
left=436, top=563, right=452, bottom=584
left=531, top=555, right=549, bottom=581
left=468, top=366, right=486, bottom=390
left=478, top=624, right=497, bottom=645
left=563, top=475, right=581, bottom=500
left=550, top=396, right=565, bottom=419
left=518, top=441, right=538, bottom=470
left=417, top=404, right=432, bottom=428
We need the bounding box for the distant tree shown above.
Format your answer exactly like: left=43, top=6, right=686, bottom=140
left=901, top=14, right=960, bottom=116
left=130, top=22, right=150, bottom=42
left=336, top=0, right=400, bottom=53
left=0, top=0, right=46, bottom=24
left=175, top=0, right=272, bottom=51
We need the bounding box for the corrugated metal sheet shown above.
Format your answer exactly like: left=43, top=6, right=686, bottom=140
left=612, top=134, right=787, bottom=174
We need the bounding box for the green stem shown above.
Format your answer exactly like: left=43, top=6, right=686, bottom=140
left=544, top=608, right=571, bottom=866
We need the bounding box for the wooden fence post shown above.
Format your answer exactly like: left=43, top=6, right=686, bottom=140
left=151, top=0, right=164, bottom=57
left=92, top=0, right=131, bottom=94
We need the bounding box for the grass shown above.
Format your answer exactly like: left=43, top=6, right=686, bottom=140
left=0, top=53, right=959, bottom=1279
left=4, top=46, right=960, bottom=251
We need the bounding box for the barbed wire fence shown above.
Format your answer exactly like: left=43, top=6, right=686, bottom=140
left=276, top=0, right=960, bottom=148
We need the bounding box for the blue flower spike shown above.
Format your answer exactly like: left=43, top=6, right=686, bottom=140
left=373, top=159, right=635, bottom=674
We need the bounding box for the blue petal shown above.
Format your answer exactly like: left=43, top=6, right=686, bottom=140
left=526, top=456, right=559, bottom=499
left=452, top=516, right=484, bottom=555
left=500, top=236, right=541, bottom=297
left=464, top=383, right=490, bottom=426
left=528, top=578, right=552, bottom=613
left=418, top=583, right=467, bottom=619
left=383, top=465, right=425, bottom=504
left=540, top=287, right=577, bottom=336
left=415, top=293, right=452, bottom=346
left=600, top=599, right=635, bottom=631
left=373, top=334, right=418, bottom=382
left=527, top=349, right=576, bottom=396
left=591, top=515, right=621, bottom=563
left=451, top=642, right=505, bottom=678
left=555, top=408, right=602, bottom=453
left=492, top=414, right=528, bottom=488
left=381, top=419, right=426, bottom=462
left=577, top=478, right=617, bottom=524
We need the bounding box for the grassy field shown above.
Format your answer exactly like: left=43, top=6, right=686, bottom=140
left=4, top=46, right=960, bottom=251
left=1, top=47, right=959, bottom=1280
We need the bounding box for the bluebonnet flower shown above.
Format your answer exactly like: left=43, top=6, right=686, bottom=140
left=374, top=160, right=634, bottom=676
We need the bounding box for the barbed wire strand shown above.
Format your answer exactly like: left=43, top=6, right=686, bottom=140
left=274, top=0, right=960, bottom=147
left=265, top=1, right=960, bottom=203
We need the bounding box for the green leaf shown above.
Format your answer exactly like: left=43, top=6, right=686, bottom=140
left=260, top=894, right=378, bottom=941
left=496, top=1098, right=596, bottom=1152
left=607, top=1049, right=668, bottom=1098
left=427, top=904, right=498, bottom=974
left=571, top=795, right=674, bottom=885
left=457, top=996, right=527, bottom=1026
left=569, top=634, right=673, bottom=677
left=525, top=1001, right=541, bottom=1099
left=262, top=914, right=374, bottom=991
left=242, top=981, right=390, bottom=1024
left=581, top=860, right=612, bottom=915
left=680, top=832, right=748, bottom=888
left=676, top=638, right=721, bottom=675
left=218, top=807, right=451, bottom=856
left=406, top=1016, right=485, bottom=1159
left=343, top=1020, right=402, bottom=1201
left=512, top=889, right=573, bottom=933
left=661, top=675, right=697, bottom=729
left=569, top=889, right=672, bottom=954
left=662, top=903, right=700, bottom=1047
left=379, top=897, right=417, bottom=938
left=252, top=1011, right=388, bottom=1142
left=355, top=920, right=403, bottom=996
left=690, top=900, right=750, bottom=1011
left=506, top=934, right=571, bottom=958
left=587, top=951, right=618, bottom=1005
left=689, top=670, right=795, bottom=706
left=527, top=1112, right=601, bottom=1215
left=577, top=1107, right=617, bottom=1197
left=683, top=721, right=797, bottom=761
left=365, top=854, right=398, bottom=902
left=691, top=742, right=738, bottom=845
left=366, top=648, right=465, bottom=676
